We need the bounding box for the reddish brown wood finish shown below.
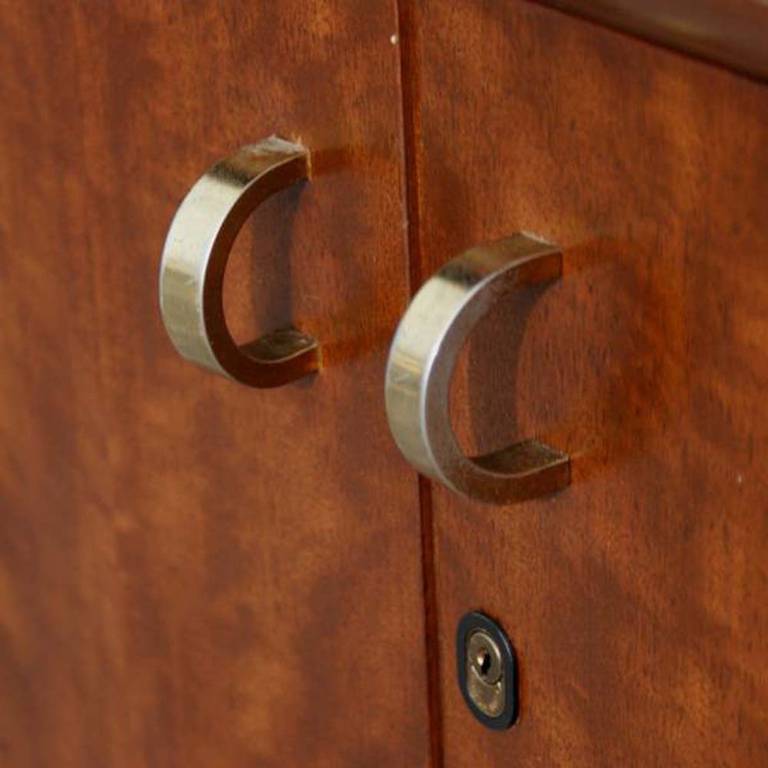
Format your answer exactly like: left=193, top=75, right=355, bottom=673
left=534, top=0, right=768, bottom=82
left=0, top=3, right=430, bottom=766
left=406, top=2, right=768, bottom=765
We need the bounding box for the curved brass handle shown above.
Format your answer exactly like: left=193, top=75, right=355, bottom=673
left=385, top=233, right=570, bottom=504
left=159, top=137, right=319, bottom=388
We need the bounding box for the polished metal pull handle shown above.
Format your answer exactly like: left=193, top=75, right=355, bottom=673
left=385, top=233, right=570, bottom=504
left=159, top=137, right=319, bottom=388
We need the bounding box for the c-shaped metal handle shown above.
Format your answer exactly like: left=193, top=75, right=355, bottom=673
left=385, top=233, right=571, bottom=504
left=159, top=136, right=319, bottom=387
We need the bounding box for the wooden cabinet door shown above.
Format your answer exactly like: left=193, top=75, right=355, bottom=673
left=404, top=2, right=768, bottom=765
left=0, top=3, right=430, bottom=766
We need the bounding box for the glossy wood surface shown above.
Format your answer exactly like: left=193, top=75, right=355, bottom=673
left=406, top=2, right=768, bottom=765
left=534, top=0, right=768, bottom=82
left=0, top=3, right=430, bottom=766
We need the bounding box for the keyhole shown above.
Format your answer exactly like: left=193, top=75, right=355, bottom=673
left=458, top=613, right=517, bottom=728
left=476, top=647, right=492, bottom=677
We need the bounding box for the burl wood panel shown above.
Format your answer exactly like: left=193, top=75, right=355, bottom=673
left=0, top=3, right=430, bottom=766
left=406, top=2, right=768, bottom=765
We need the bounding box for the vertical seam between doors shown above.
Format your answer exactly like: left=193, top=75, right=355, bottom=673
left=393, top=2, right=444, bottom=766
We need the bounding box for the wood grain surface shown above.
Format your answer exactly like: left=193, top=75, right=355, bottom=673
left=533, top=0, right=768, bottom=83
left=0, top=2, right=430, bottom=766
left=405, top=2, right=768, bottom=765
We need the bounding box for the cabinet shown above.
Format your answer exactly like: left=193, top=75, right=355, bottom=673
left=0, top=3, right=428, bottom=765
left=1, top=2, right=766, bottom=766
left=410, top=3, right=768, bottom=764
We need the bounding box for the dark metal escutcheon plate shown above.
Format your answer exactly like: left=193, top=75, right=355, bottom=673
left=456, top=611, right=519, bottom=730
